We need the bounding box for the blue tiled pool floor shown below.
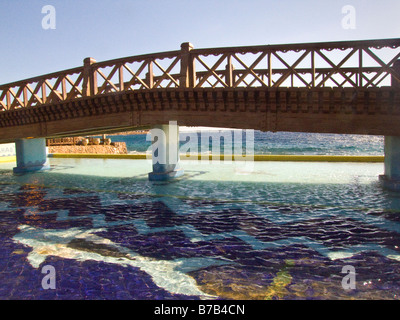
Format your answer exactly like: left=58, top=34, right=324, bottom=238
left=1, top=158, right=400, bottom=299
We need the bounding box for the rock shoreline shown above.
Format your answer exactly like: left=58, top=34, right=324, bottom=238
left=48, top=142, right=127, bottom=154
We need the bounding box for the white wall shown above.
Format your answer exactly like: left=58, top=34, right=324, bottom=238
left=0, top=143, right=16, bottom=157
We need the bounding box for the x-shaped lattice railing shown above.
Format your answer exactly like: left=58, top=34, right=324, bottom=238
left=0, top=69, right=83, bottom=111
left=192, top=40, right=400, bottom=90
left=0, top=39, right=399, bottom=111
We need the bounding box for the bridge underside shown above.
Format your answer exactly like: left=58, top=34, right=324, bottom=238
left=0, top=87, right=399, bottom=143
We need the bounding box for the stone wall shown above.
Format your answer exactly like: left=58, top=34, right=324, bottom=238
left=48, top=142, right=127, bottom=154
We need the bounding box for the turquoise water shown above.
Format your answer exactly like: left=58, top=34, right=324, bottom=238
left=104, top=131, right=384, bottom=156
left=1, top=157, right=400, bottom=300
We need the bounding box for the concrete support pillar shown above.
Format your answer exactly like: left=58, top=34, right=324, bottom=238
left=13, top=138, right=49, bottom=174
left=381, top=60, right=400, bottom=190
left=380, top=136, right=400, bottom=191
left=148, top=122, right=184, bottom=181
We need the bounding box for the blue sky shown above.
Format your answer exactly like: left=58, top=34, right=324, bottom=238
left=0, top=0, right=399, bottom=84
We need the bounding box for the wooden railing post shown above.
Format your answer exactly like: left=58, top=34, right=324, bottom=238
left=225, top=55, right=234, bottom=87
left=146, top=60, right=154, bottom=89
left=391, top=60, right=400, bottom=88
left=180, top=42, right=195, bottom=88
left=311, top=50, right=315, bottom=88
left=83, top=57, right=97, bottom=96
left=6, top=90, right=11, bottom=110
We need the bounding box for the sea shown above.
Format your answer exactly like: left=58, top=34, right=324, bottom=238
left=103, top=129, right=384, bottom=156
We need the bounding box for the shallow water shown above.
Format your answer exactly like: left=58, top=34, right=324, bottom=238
left=1, top=158, right=400, bottom=300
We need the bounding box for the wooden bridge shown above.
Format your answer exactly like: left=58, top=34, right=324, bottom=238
left=2, top=38, right=400, bottom=186
left=1, top=38, right=400, bottom=143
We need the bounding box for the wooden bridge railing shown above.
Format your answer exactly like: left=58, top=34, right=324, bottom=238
left=1, top=38, right=400, bottom=111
